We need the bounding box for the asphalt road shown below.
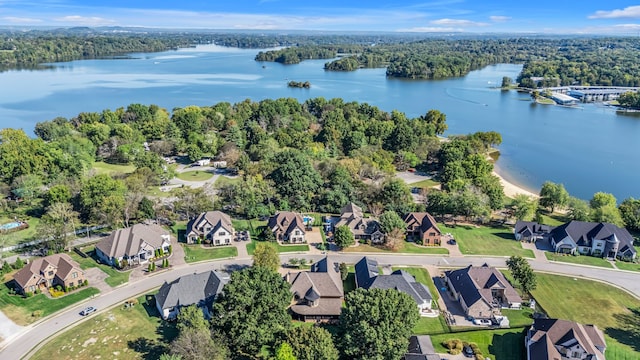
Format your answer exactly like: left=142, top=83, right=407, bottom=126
left=3, top=253, right=640, bottom=360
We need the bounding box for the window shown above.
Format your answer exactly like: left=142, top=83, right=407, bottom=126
left=218, top=231, right=226, bottom=236
left=429, top=232, right=436, bottom=236
left=295, top=230, right=301, bottom=235
left=48, top=271, right=54, bottom=276
left=69, top=282, right=74, bottom=287
left=572, top=351, right=580, bottom=358
left=72, top=272, right=78, bottom=279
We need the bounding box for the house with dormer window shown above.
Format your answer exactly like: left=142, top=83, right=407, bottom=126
left=268, top=211, right=306, bottom=244
left=404, top=212, right=442, bottom=246
left=526, top=318, right=606, bottom=360
left=12, top=254, right=85, bottom=295
left=186, top=211, right=234, bottom=246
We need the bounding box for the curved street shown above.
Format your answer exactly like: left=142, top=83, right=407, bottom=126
left=2, top=251, right=640, bottom=360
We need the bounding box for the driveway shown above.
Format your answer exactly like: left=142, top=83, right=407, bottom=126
left=433, top=276, right=475, bottom=327
left=83, top=267, right=112, bottom=294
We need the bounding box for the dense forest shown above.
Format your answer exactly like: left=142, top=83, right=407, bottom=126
left=3, top=29, right=640, bottom=86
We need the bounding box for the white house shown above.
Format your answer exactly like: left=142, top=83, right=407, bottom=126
left=186, top=211, right=235, bottom=246
left=549, top=221, right=637, bottom=260
left=268, top=212, right=306, bottom=244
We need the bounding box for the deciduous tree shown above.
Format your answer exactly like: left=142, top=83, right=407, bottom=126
left=539, top=181, right=569, bottom=212
left=379, top=210, right=407, bottom=234
left=511, top=194, right=537, bottom=221
left=284, top=326, right=339, bottom=360
left=213, top=266, right=291, bottom=356
left=506, top=255, right=537, bottom=295
left=339, top=288, right=419, bottom=360
left=334, top=225, right=355, bottom=248
left=619, top=197, right=640, bottom=232
left=252, top=242, right=280, bottom=272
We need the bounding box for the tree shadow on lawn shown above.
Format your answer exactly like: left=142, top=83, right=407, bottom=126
left=494, top=232, right=517, bottom=240
left=128, top=337, right=167, bottom=360
left=606, top=308, right=640, bottom=353
left=488, top=330, right=526, bottom=360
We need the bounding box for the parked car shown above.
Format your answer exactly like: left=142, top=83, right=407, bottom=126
left=448, top=238, right=457, bottom=245
left=80, top=306, right=97, bottom=316
left=473, top=318, right=492, bottom=326
left=463, top=344, right=474, bottom=358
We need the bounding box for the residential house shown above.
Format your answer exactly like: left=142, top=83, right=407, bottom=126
left=287, top=257, right=344, bottom=322
left=268, top=211, right=306, bottom=244
left=526, top=318, right=606, bottom=360
left=403, top=212, right=442, bottom=246
left=12, top=254, right=85, bottom=295
left=355, top=257, right=433, bottom=314
left=514, top=220, right=553, bottom=242
left=549, top=221, right=637, bottom=260
left=96, top=223, right=171, bottom=267
left=155, top=270, right=229, bottom=320
left=445, top=264, right=522, bottom=320
left=186, top=211, right=234, bottom=246
left=404, top=335, right=440, bottom=360
left=333, top=203, right=384, bottom=244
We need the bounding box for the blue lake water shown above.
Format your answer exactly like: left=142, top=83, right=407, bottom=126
left=0, top=44, right=638, bottom=201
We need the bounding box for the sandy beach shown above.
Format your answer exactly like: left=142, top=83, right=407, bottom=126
left=492, top=170, right=539, bottom=199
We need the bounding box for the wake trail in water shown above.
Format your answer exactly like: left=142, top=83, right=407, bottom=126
left=445, top=87, right=488, bottom=106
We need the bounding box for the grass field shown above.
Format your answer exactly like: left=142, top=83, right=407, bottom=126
left=92, top=161, right=136, bottom=175
left=31, top=294, right=177, bottom=360
left=532, top=273, right=640, bottom=359
left=214, top=175, right=241, bottom=188
left=545, top=252, right=614, bottom=268
left=246, top=240, right=309, bottom=255
left=68, top=248, right=131, bottom=287
left=431, top=328, right=527, bottom=360
left=0, top=276, right=100, bottom=326
left=501, top=308, right=534, bottom=328
left=175, top=170, right=213, bottom=181
left=182, top=244, right=238, bottom=263
left=231, top=219, right=267, bottom=232
left=441, top=224, right=535, bottom=258
left=615, top=261, right=640, bottom=272
left=342, top=242, right=449, bottom=255
left=409, top=178, right=440, bottom=188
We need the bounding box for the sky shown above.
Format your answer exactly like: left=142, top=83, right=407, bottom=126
left=1, top=0, right=640, bottom=34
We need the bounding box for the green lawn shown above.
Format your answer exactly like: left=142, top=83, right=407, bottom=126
left=231, top=219, right=267, bottom=232
left=92, top=161, right=136, bottom=175
left=442, top=224, right=535, bottom=258
left=214, top=175, right=241, bottom=188
left=532, top=273, right=640, bottom=359
left=31, top=294, right=177, bottom=360
left=432, top=328, right=526, bottom=360
left=182, top=244, right=238, bottom=263
left=0, top=276, right=100, bottom=326
left=615, top=261, right=640, bottom=272
left=68, top=248, right=131, bottom=287
left=501, top=308, right=534, bottom=328
left=246, top=240, right=309, bottom=255
left=545, top=252, right=614, bottom=268
left=342, top=242, right=449, bottom=255
left=409, top=178, right=440, bottom=188
left=175, top=170, right=213, bottom=181
left=538, top=213, right=567, bottom=227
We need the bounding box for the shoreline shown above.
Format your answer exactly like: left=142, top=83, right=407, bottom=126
left=492, top=168, right=539, bottom=199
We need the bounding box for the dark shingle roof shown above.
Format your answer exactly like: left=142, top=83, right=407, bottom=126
left=515, top=221, right=552, bottom=236
left=550, top=221, right=636, bottom=256
left=445, top=264, right=522, bottom=309
left=156, top=271, right=229, bottom=311
left=403, top=212, right=441, bottom=235
left=405, top=335, right=440, bottom=360
left=187, top=211, right=233, bottom=237
left=528, top=318, right=606, bottom=360
left=268, top=211, right=305, bottom=237
left=355, top=258, right=432, bottom=305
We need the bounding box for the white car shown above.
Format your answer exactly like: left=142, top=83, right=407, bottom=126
left=473, top=318, right=492, bottom=326
left=80, top=306, right=97, bottom=316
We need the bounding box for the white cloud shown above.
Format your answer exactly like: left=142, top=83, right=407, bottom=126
left=1, top=16, right=42, bottom=23
left=430, top=18, right=488, bottom=26
left=53, top=15, right=116, bottom=26
left=397, top=26, right=463, bottom=32
left=588, top=6, right=640, bottom=19
left=489, top=15, right=511, bottom=22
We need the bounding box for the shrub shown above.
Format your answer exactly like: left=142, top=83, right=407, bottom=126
left=25, top=291, right=33, bottom=298
left=148, top=263, right=153, bottom=272
left=168, top=245, right=173, bottom=254
left=13, top=257, right=24, bottom=269
left=32, top=310, right=43, bottom=318
left=83, top=279, right=89, bottom=286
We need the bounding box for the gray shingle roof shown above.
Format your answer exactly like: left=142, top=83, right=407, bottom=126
left=528, top=318, right=606, bottom=360
left=288, top=256, right=344, bottom=317
left=515, top=221, right=553, bottom=236
left=187, top=211, right=234, bottom=237
left=268, top=211, right=305, bottom=237
left=405, top=335, right=440, bottom=360
left=550, top=221, right=635, bottom=255
left=96, top=223, right=169, bottom=259
left=355, top=257, right=432, bottom=305
left=445, top=264, right=522, bottom=309
left=155, top=270, right=229, bottom=311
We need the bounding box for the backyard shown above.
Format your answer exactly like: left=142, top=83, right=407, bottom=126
left=30, top=294, right=177, bottom=360
left=531, top=273, right=640, bottom=359
left=431, top=328, right=527, bottom=360
left=175, top=170, right=213, bottom=182
left=0, top=215, right=41, bottom=248
left=246, top=239, right=309, bottom=255
left=441, top=224, right=535, bottom=258
left=0, top=273, right=100, bottom=326
left=182, top=244, right=238, bottom=263
left=92, top=161, right=136, bottom=175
